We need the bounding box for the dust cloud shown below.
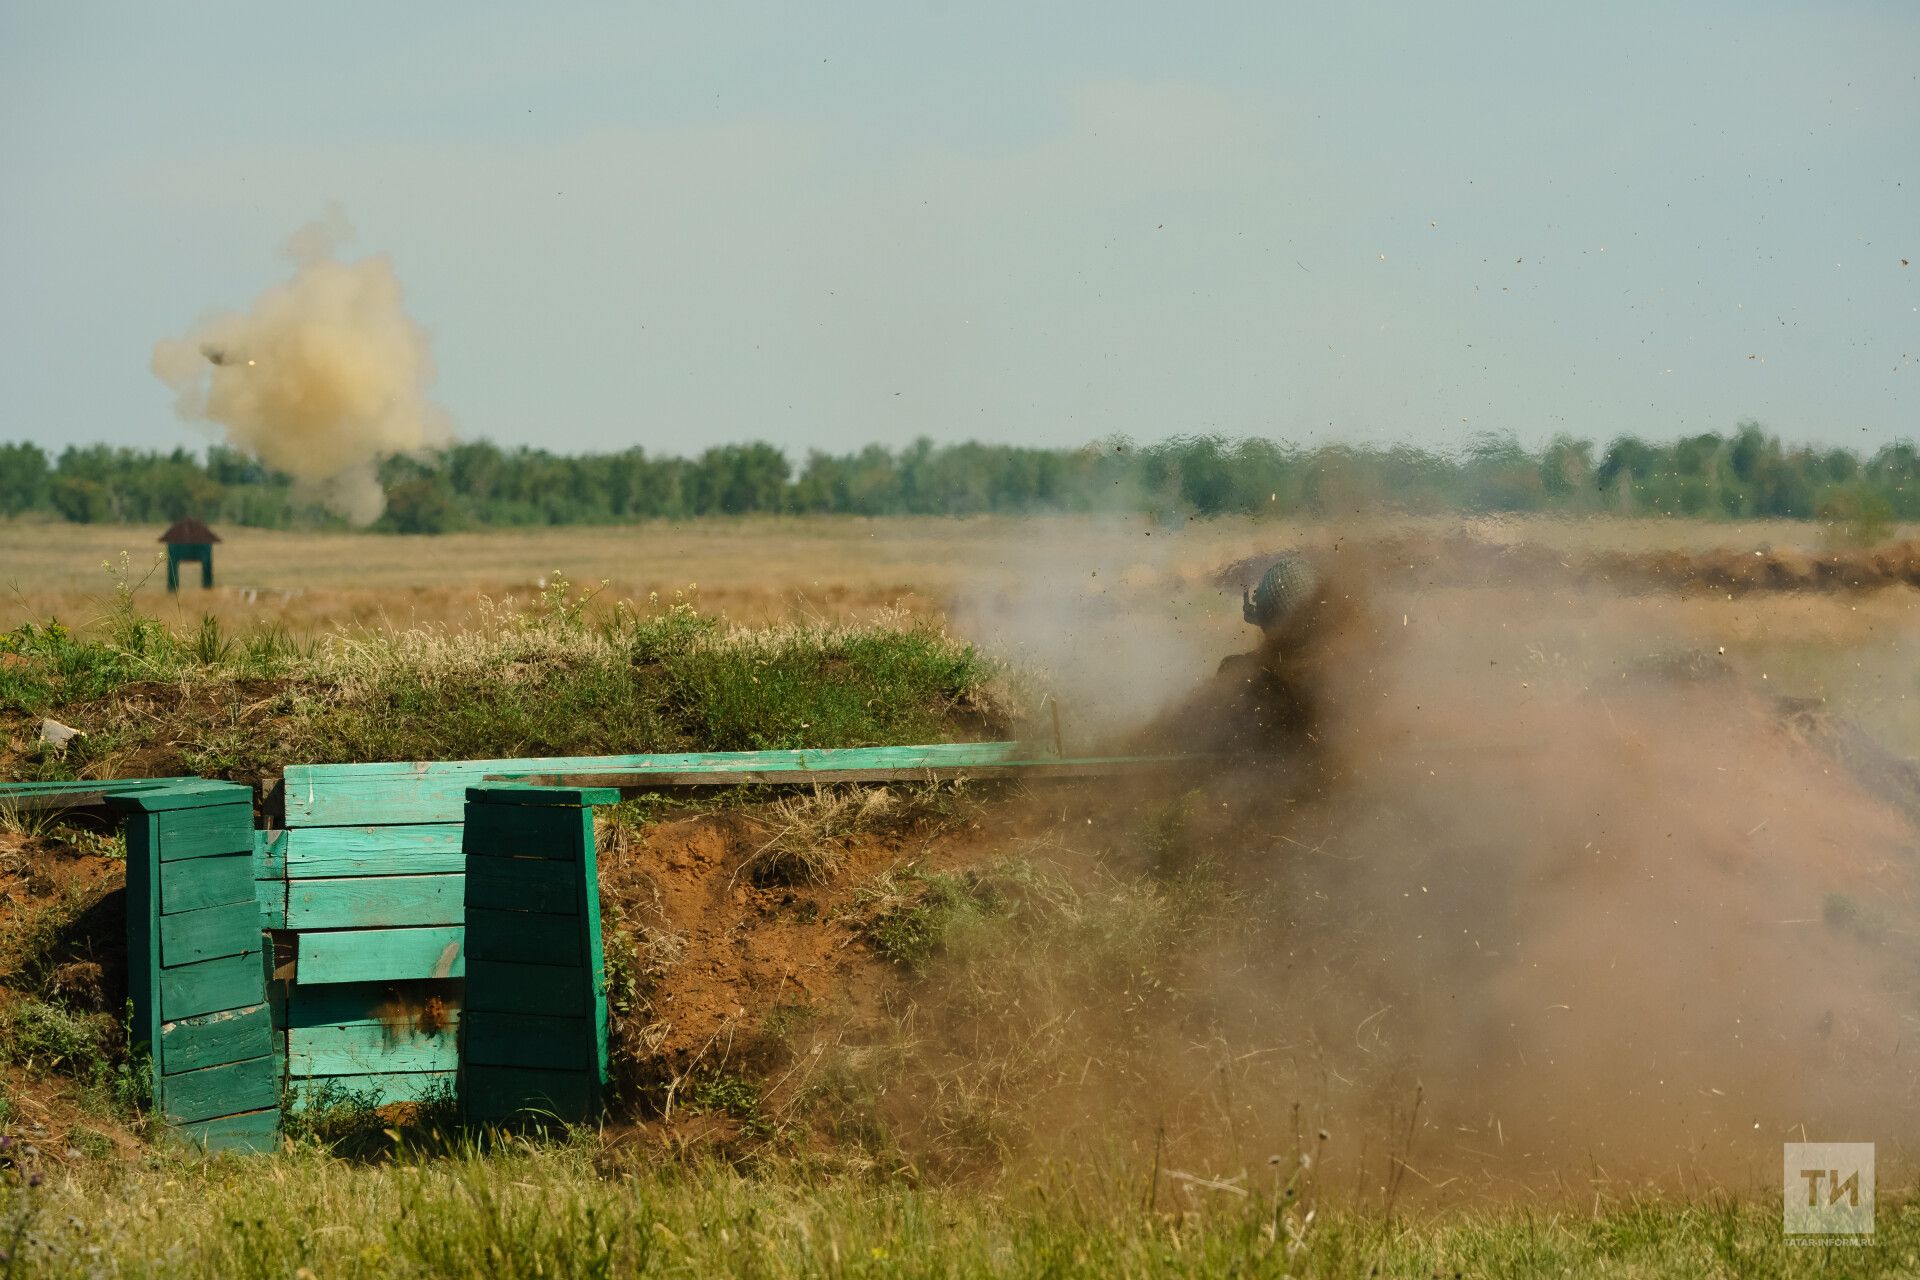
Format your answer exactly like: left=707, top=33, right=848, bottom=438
left=935, top=534, right=1920, bottom=1198
left=151, top=210, right=451, bottom=523
left=945, top=519, right=1244, bottom=746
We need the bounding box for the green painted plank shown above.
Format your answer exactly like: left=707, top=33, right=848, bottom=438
left=462, top=807, right=588, bottom=861
left=284, top=743, right=1049, bottom=825
left=0, top=777, right=189, bottom=811
left=257, top=879, right=285, bottom=930
left=465, top=908, right=579, bottom=967
left=464, top=1011, right=593, bottom=1071
left=159, top=1004, right=271, bottom=1075
left=465, top=1065, right=593, bottom=1123
left=296, top=927, right=463, bottom=985
left=159, top=1055, right=278, bottom=1125
left=160, top=852, right=255, bottom=914
left=253, top=829, right=285, bottom=880
left=287, top=874, right=465, bottom=929
left=172, top=1107, right=279, bottom=1153
left=159, top=900, right=262, bottom=967
left=281, top=824, right=465, bottom=878
left=468, top=784, right=620, bottom=807
left=288, top=1022, right=459, bottom=1075
left=157, top=803, right=254, bottom=861
left=160, top=951, right=264, bottom=1022
left=577, top=805, right=609, bottom=1089
left=268, top=982, right=288, bottom=1081
left=290, top=1072, right=456, bottom=1108
left=104, top=780, right=251, bottom=814
left=0, top=777, right=183, bottom=797
left=466, top=856, right=578, bottom=915
left=464, top=960, right=591, bottom=1016
left=124, top=811, right=160, bottom=1062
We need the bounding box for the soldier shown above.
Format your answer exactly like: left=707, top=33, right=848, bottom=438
left=1242, top=552, right=1319, bottom=638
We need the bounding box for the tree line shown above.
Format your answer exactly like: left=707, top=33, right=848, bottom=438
left=0, top=423, right=1913, bottom=533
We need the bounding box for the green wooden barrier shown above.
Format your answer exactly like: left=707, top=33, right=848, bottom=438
left=284, top=743, right=1058, bottom=826
left=460, top=785, right=617, bottom=1124
left=108, top=782, right=278, bottom=1152
left=0, top=777, right=194, bottom=811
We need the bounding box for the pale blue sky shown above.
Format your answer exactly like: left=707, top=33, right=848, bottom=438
left=2, top=1, right=1916, bottom=459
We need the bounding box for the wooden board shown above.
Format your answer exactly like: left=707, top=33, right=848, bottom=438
left=290, top=1072, right=456, bottom=1108
left=468, top=784, right=620, bottom=808
left=295, top=926, right=464, bottom=985
left=0, top=777, right=190, bottom=811
left=159, top=1004, right=272, bottom=1076
left=157, top=803, right=255, bottom=861
left=464, top=908, right=579, bottom=967
left=160, top=1054, right=278, bottom=1125
left=464, top=1011, right=593, bottom=1071
left=159, top=950, right=263, bottom=1022
left=288, top=1021, right=459, bottom=1076
left=123, top=812, right=159, bottom=1062
left=463, top=959, right=591, bottom=1016
left=281, top=824, right=464, bottom=878
left=160, top=852, right=256, bottom=914
left=253, top=829, right=285, bottom=880
left=102, top=780, right=253, bottom=813
left=466, top=856, right=578, bottom=915
left=516, top=758, right=1191, bottom=792
left=461, top=808, right=590, bottom=861
left=284, top=743, right=1053, bottom=825
left=464, top=1065, right=593, bottom=1123
left=173, top=1107, right=280, bottom=1153
left=159, top=900, right=262, bottom=967
left=286, top=874, right=465, bottom=930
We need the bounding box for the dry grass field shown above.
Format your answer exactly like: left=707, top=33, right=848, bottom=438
left=8, top=512, right=1920, bottom=753
left=4, top=512, right=1903, bottom=634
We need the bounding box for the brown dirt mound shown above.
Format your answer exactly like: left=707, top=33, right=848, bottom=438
left=593, top=793, right=1037, bottom=1130
left=0, top=827, right=141, bottom=1160
left=1218, top=532, right=1920, bottom=597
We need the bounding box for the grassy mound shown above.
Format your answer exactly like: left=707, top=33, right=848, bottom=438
left=0, top=580, right=1010, bottom=782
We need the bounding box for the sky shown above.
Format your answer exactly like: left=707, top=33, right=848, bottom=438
left=2, top=1, right=1917, bottom=461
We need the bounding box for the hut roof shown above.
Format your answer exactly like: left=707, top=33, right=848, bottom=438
left=158, top=517, right=221, bottom=545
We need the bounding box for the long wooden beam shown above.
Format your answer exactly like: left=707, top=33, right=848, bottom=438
left=498, top=756, right=1194, bottom=794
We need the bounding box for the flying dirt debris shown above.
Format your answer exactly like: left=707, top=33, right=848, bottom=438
left=198, top=344, right=253, bottom=368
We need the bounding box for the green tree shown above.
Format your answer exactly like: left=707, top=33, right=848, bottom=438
left=0, top=441, right=49, bottom=515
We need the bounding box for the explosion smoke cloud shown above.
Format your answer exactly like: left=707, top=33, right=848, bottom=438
left=921, top=529, right=1920, bottom=1196
left=152, top=211, right=451, bottom=524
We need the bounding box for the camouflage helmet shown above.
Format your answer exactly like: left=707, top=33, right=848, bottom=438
left=1242, top=553, right=1318, bottom=629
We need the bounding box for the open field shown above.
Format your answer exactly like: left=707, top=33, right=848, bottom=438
left=4, top=514, right=1920, bottom=1273
left=6, top=512, right=1916, bottom=633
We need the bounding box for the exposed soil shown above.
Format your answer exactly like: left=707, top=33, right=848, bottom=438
left=0, top=826, right=141, bottom=1158
left=593, top=795, right=1051, bottom=1124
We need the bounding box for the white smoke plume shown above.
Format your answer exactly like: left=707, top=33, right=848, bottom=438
left=152, top=209, right=452, bottom=524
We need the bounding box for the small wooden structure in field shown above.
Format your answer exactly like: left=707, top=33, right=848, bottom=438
left=160, top=517, right=221, bottom=592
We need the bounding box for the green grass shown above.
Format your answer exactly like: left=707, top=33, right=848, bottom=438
left=0, top=584, right=1010, bottom=780
left=861, top=868, right=1002, bottom=971
left=0, top=1144, right=1912, bottom=1277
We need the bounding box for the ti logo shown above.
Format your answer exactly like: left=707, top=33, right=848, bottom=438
left=1783, top=1143, right=1874, bottom=1243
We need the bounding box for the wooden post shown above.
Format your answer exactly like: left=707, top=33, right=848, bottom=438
left=459, top=784, right=618, bottom=1125
left=108, top=782, right=278, bottom=1152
